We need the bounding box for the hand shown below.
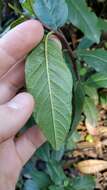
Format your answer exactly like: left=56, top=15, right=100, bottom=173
left=0, top=20, right=45, bottom=190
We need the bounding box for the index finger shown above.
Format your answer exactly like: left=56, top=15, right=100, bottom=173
left=0, top=20, right=44, bottom=78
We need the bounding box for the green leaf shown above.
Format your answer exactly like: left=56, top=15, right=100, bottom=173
left=86, top=73, right=107, bottom=89
left=46, top=160, right=66, bottom=186
left=98, top=18, right=107, bottom=32
left=63, top=51, right=76, bottom=83
left=51, top=145, right=65, bottom=161
left=77, top=49, right=107, bottom=73
left=20, top=0, right=35, bottom=15
left=70, top=82, right=85, bottom=133
left=84, top=85, right=99, bottom=105
left=49, top=185, right=64, bottom=190
left=36, top=142, right=65, bottom=162
left=72, top=175, right=95, bottom=190
left=100, top=93, right=107, bottom=109
left=83, top=97, right=98, bottom=128
left=67, top=131, right=81, bottom=150
left=31, top=170, right=50, bottom=189
left=36, top=142, right=51, bottom=162
left=34, top=0, right=68, bottom=30
left=66, top=0, right=101, bottom=43
left=23, top=179, right=39, bottom=190
left=25, top=34, right=73, bottom=150
left=77, top=37, right=93, bottom=49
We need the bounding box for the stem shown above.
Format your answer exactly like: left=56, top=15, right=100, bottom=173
left=57, top=30, right=79, bottom=80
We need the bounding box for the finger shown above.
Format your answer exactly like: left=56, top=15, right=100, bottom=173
left=0, top=61, right=25, bottom=104
left=0, top=93, right=34, bottom=142
left=0, top=34, right=61, bottom=104
left=0, top=20, right=44, bottom=78
left=15, top=127, right=46, bottom=166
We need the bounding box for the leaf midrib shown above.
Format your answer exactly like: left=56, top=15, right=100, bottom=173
left=45, top=34, right=57, bottom=148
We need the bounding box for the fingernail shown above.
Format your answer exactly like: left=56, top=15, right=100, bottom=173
left=7, top=93, right=30, bottom=110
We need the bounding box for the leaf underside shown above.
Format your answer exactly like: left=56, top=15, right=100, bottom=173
left=25, top=37, right=73, bottom=150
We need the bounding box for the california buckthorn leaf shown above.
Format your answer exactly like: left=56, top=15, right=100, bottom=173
left=34, top=0, right=68, bottom=30
left=66, top=0, right=101, bottom=43
left=25, top=33, right=73, bottom=150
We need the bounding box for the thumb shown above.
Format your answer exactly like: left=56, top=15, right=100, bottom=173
left=0, top=93, right=34, bottom=142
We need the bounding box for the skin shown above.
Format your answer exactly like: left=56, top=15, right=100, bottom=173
left=0, top=20, right=46, bottom=190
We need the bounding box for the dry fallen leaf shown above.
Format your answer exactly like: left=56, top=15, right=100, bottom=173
left=97, top=127, right=107, bottom=136
left=77, top=159, right=107, bottom=174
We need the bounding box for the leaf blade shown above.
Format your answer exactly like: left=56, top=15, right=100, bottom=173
left=25, top=36, right=73, bottom=150
left=86, top=73, right=107, bottom=88
left=77, top=49, right=107, bottom=73
left=34, top=0, right=68, bottom=30
left=66, top=0, right=101, bottom=43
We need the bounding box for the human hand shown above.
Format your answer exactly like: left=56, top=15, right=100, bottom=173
left=0, top=20, right=45, bottom=190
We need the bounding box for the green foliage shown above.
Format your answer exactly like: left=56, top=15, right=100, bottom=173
left=84, top=85, right=99, bottom=105
left=23, top=179, right=39, bottom=190
left=70, top=82, right=85, bottom=133
left=67, top=131, right=81, bottom=150
left=71, top=175, right=95, bottom=190
left=66, top=0, right=101, bottom=43
left=25, top=34, right=73, bottom=150
left=83, top=97, right=98, bottom=128
left=77, top=49, right=107, bottom=73
left=86, top=73, right=107, bottom=88
left=1, top=1, right=107, bottom=189
left=20, top=0, right=35, bottom=15
left=98, top=18, right=107, bottom=32
left=35, top=0, right=68, bottom=30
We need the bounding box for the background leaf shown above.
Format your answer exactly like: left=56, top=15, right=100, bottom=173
left=23, top=179, right=39, bottom=190
left=26, top=37, right=73, bottom=150
left=83, top=97, right=98, bottom=128
left=46, top=160, right=67, bottom=186
left=77, top=37, right=94, bottom=49
left=71, top=175, right=95, bottom=190
left=66, top=0, right=101, bottom=43
left=98, top=18, right=107, bottom=32
left=77, top=49, right=107, bottom=73
left=86, top=73, right=107, bottom=88
left=31, top=170, right=51, bottom=189
left=84, top=85, right=99, bottom=105
left=20, top=0, right=35, bottom=15
left=34, top=0, right=68, bottom=30
left=67, top=131, right=81, bottom=150
left=70, top=82, right=85, bottom=133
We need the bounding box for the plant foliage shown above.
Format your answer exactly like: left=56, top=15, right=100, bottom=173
left=1, top=0, right=107, bottom=189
